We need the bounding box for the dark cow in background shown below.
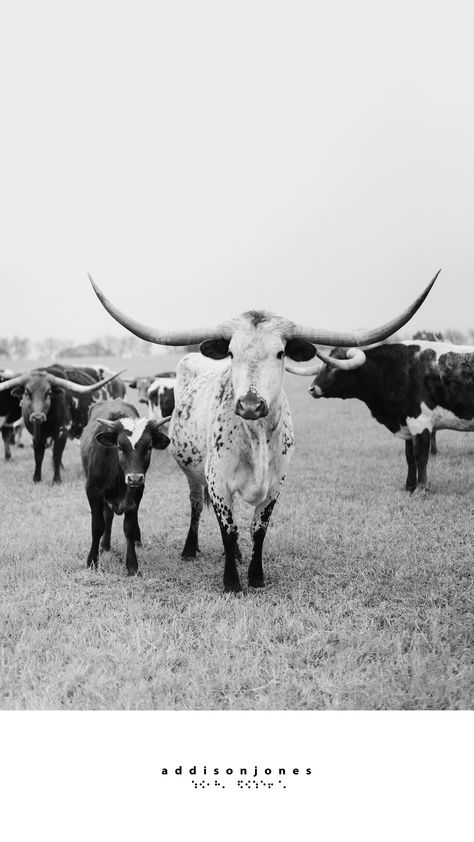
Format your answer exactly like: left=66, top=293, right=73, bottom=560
left=0, top=368, right=119, bottom=482
left=0, top=370, right=22, bottom=460
left=80, top=399, right=170, bottom=575
left=84, top=365, right=127, bottom=399
left=287, top=339, right=474, bottom=492
left=147, top=374, right=176, bottom=422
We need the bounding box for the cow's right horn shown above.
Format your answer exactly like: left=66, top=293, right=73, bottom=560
left=0, top=373, right=29, bottom=392
left=88, top=275, right=232, bottom=346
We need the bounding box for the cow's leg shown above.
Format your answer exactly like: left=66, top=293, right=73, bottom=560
left=182, top=473, right=205, bottom=558
left=430, top=431, right=438, bottom=456
left=2, top=426, right=12, bottom=460
left=405, top=439, right=417, bottom=492
left=248, top=486, right=281, bottom=588
left=123, top=509, right=140, bottom=575
left=132, top=486, right=144, bottom=547
left=86, top=490, right=105, bottom=569
left=32, top=439, right=46, bottom=482
left=413, top=428, right=431, bottom=490
left=208, top=481, right=241, bottom=593
left=100, top=504, right=114, bottom=552
left=52, top=434, right=67, bottom=483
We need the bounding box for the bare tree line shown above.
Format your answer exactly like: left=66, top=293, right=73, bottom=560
left=0, top=334, right=194, bottom=360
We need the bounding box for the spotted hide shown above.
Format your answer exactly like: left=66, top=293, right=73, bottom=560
left=304, top=341, right=474, bottom=492
left=169, top=313, right=306, bottom=594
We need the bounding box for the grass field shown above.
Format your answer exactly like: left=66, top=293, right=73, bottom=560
left=1, top=354, right=473, bottom=709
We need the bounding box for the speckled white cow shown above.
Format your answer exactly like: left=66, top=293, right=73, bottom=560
left=89, top=272, right=438, bottom=592
left=168, top=316, right=299, bottom=593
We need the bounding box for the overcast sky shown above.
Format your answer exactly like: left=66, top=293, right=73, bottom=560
left=1, top=1, right=473, bottom=342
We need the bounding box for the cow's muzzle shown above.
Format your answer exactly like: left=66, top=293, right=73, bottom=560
left=309, top=385, right=323, bottom=398
left=30, top=412, right=47, bottom=423
left=235, top=393, right=269, bottom=420
left=126, top=472, right=145, bottom=487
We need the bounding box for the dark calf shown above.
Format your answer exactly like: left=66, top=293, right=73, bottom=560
left=80, top=400, right=170, bottom=575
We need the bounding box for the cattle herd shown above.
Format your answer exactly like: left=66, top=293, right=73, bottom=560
left=4, top=268, right=474, bottom=592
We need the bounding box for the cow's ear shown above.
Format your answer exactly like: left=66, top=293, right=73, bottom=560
left=11, top=386, right=24, bottom=398
left=148, top=421, right=170, bottom=450
left=199, top=338, right=231, bottom=359
left=128, top=380, right=137, bottom=389
left=285, top=339, right=317, bottom=362
left=52, top=385, right=65, bottom=394
left=95, top=430, right=118, bottom=448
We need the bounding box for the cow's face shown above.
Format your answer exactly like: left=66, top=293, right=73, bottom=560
left=12, top=374, right=62, bottom=424
left=95, top=417, right=169, bottom=485
left=310, top=349, right=352, bottom=398
left=200, top=313, right=316, bottom=419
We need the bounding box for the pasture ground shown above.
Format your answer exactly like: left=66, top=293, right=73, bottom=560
left=1, top=355, right=473, bottom=709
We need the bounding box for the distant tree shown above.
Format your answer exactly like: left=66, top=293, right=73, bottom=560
left=444, top=329, right=467, bottom=345
left=412, top=330, right=445, bottom=342
left=9, top=336, right=31, bottom=358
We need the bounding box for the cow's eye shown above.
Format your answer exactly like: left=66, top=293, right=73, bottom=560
left=25, top=390, right=31, bottom=399
left=277, top=351, right=284, bottom=359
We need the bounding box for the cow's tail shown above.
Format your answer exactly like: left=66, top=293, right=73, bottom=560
left=204, top=485, right=211, bottom=508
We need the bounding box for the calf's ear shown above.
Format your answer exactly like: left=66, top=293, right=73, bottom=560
left=199, top=338, right=231, bottom=359
left=95, top=430, right=118, bottom=448
left=148, top=421, right=170, bottom=450
left=285, top=339, right=317, bottom=362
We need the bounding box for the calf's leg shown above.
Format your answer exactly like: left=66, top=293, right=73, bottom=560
left=101, top=504, right=114, bottom=552
left=405, top=439, right=417, bottom=492
left=123, top=509, right=140, bottom=575
left=86, top=490, right=105, bottom=569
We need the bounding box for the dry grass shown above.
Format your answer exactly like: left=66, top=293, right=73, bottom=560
left=1, top=356, right=473, bottom=709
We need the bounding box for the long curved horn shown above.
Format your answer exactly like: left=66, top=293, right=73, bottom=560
left=285, top=348, right=366, bottom=375
left=48, top=370, right=126, bottom=394
left=290, top=271, right=440, bottom=346
left=88, top=274, right=231, bottom=345
left=315, top=347, right=366, bottom=370
left=0, top=373, right=30, bottom=392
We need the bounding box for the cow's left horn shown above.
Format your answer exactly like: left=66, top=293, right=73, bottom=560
left=290, top=270, right=440, bottom=347
left=315, top=347, right=366, bottom=370
left=286, top=347, right=366, bottom=374
left=48, top=370, right=126, bottom=394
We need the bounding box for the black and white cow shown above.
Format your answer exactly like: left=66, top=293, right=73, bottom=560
left=147, top=375, right=176, bottom=422
left=80, top=399, right=170, bottom=575
left=0, top=368, right=119, bottom=482
left=89, top=272, right=437, bottom=592
left=287, top=339, right=474, bottom=493
left=0, top=370, right=22, bottom=460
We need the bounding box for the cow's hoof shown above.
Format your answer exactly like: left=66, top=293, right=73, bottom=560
left=181, top=548, right=199, bottom=559
left=127, top=569, right=140, bottom=577
left=53, top=478, right=62, bottom=485
left=224, top=581, right=242, bottom=594
left=33, top=476, right=41, bottom=483
left=248, top=577, right=265, bottom=589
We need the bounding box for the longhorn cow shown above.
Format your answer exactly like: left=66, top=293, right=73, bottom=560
left=286, top=336, right=474, bottom=493
left=88, top=272, right=438, bottom=592
left=0, top=368, right=120, bottom=483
